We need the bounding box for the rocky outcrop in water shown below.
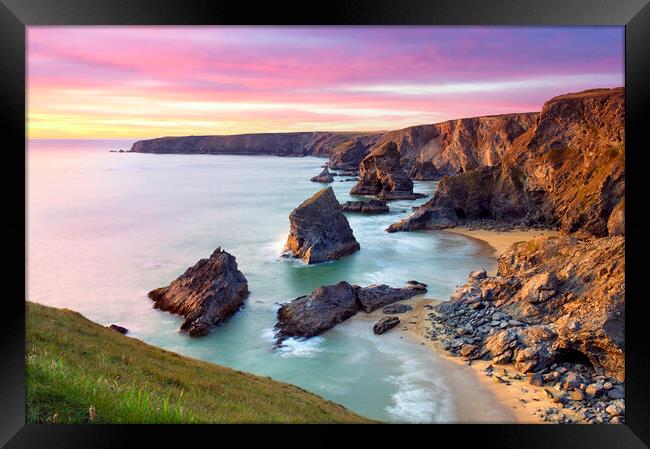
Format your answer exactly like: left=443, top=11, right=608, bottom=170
left=350, top=141, right=425, bottom=201
left=275, top=282, right=360, bottom=342
left=388, top=88, right=624, bottom=236
left=148, top=247, right=249, bottom=337
left=275, top=281, right=427, bottom=342
left=310, top=167, right=334, bottom=183
left=283, top=187, right=360, bottom=264
left=341, top=199, right=389, bottom=214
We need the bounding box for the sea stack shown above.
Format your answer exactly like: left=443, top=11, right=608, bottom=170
left=148, top=247, right=249, bottom=337
left=350, top=141, right=425, bottom=201
left=283, top=187, right=360, bottom=264
left=310, top=167, right=334, bottom=183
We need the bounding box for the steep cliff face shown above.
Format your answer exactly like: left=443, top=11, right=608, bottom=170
left=414, top=113, right=538, bottom=179
left=130, top=131, right=375, bottom=157
left=326, top=113, right=536, bottom=180
left=388, top=88, right=624, bottom=237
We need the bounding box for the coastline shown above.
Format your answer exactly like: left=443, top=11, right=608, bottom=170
left=442, top=227, right=560, bottom=260
left=355, top=228, right=565, bottom=423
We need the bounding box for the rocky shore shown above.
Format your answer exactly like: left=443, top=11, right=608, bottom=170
left=423, top=234, right=625, bottom=423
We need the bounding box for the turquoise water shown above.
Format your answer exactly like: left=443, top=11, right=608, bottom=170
left=27, top=139, right=497, bottom=423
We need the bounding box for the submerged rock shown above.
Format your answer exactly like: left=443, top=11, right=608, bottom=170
left=283, top=187, right=360, bottom=264
left=310, top=167, right=334, bottom=183
left=350, top=141, right=425, bottom=201
left=373, top=316, right=400, bottom=335
left=341, top=199, right=389, bottom=214
left=275, top=280, right=427, bottom=343
left=148, top=247, right=249, bottom=337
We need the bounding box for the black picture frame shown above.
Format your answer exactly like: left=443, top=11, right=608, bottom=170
left=2, top=0, right=649, bottom=447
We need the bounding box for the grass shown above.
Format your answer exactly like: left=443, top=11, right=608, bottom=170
left=26, top=302, right=373, bottom=424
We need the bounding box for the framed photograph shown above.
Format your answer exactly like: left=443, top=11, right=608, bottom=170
left=2, top=0, right=649, bottom=447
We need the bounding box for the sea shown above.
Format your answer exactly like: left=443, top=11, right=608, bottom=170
left=27, top=139, right=500, bottom=423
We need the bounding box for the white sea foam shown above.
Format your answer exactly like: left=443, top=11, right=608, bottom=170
left=276, top=336, right=326, bottom=358
left=384, top=358, right=455, bottom=423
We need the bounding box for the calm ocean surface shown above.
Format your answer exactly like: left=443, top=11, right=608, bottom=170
left=27, top=139, right=497, bottom=423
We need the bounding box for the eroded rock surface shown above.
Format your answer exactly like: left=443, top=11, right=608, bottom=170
left=310, top=167, right=334, bottom=183
left=275, top=281, right=427, bottom=342
left=428, top=235, right=624, bottom=381
left=388, top=88, right=624, bottom=236
left=148, top=248, right=249, bottom=337
left=341, top=199, right=389, bottom=214
left=350, top=141, right=425, bottom=201
left=283, top=187, right=360, bottom=264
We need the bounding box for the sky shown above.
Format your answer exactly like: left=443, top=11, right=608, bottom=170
left=27, top=26, right=624, bottom=139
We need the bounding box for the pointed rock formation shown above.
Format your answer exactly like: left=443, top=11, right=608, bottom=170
left=148, top=247, right=249, bottom=337
left=283, top=187, right=360, bottom=264
left=310, top=167, right=334, bottom=183
left=350, top=141, right=425, bottom=201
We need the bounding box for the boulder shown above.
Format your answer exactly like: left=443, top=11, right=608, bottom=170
left=283, top=187, right=360, bottom=264
left=310, top=167, right=334, bottom=183
left=373, top=316, right=400, bottom=335
left=148, top=248, right=249, bottom=337
left=108, top=324, right=128, bottom=334
left=275, top=281, right=360, bottom=342
left=607, top=198, right=624, bottom=236
left=350, top=141, right=426, bottom=201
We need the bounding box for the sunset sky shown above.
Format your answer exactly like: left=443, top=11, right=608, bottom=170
left=27, top=26, right=624, bottom=139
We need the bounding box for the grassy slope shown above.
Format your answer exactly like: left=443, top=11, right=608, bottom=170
left=26, top=302, right=372, bottom=424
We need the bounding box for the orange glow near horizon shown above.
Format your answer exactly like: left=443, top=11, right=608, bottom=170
left=27, top=26, right=624, bottom=139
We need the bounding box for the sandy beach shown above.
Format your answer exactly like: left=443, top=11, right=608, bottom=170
left=355, top=228, right=568, bottom=424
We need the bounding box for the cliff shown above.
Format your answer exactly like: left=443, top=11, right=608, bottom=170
left=388, top=88, right=624, bottom=237
left=130, top=131, right=379, bottom=157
